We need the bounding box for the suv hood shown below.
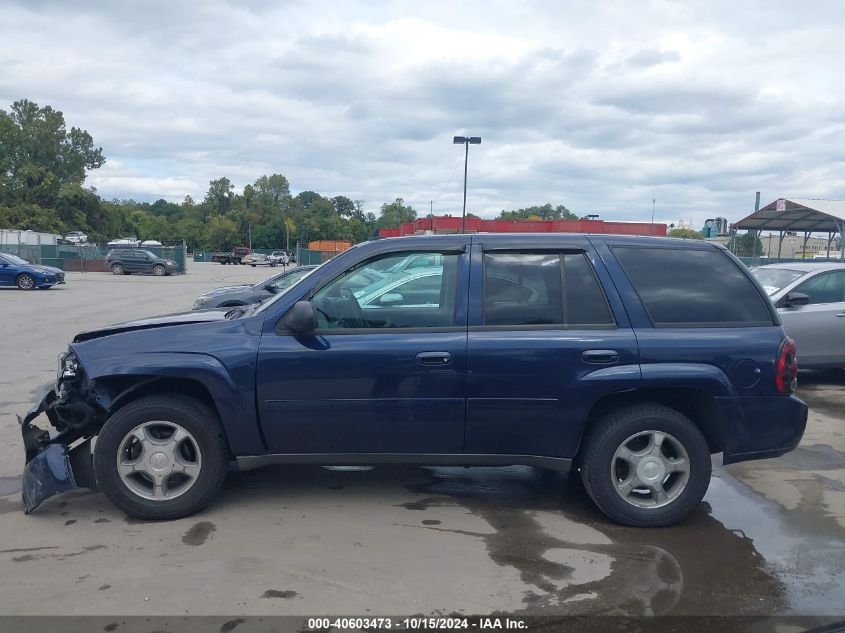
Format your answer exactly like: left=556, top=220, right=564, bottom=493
left=73, top=310, right=229, bottom=342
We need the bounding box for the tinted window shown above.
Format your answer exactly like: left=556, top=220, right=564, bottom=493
left=483, top=252, right=615, bottom=327
left=564, top=253, right=614, bottom=325
left=312, top=251, right=459, bottom=329
left=484, top=253, right=563, bottom=326
left=795, top=271, right=845, bottom=304
left=613, top=247, right=773, bottom=326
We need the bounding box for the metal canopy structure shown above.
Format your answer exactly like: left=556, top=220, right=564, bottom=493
left=733, top=198, right=845, bottom=233
left=732, top=198, right=844, bottom=259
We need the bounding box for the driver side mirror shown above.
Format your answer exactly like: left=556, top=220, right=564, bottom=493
left=378, top=293, right=404, bottom=306
left=281, top=300, right=316, bottom=333
left=264, top=284, right=279, bottom=294
left=780, top=291, right=810, bottom=308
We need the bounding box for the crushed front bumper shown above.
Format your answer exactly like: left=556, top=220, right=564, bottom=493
left=19, top=390, right=97, bottom=513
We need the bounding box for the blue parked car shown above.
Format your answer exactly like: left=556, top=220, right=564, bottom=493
left=19, top=234, right=807, bottom=526
left=0, top=253, right=66, bottom=289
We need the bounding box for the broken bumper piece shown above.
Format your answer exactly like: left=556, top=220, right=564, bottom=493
left=19, top=390, right=96, bottom=513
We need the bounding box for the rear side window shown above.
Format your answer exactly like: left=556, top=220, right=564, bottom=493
left=483, top=252, right=614, bottom=327
left=612, top=247, right=773, bottom=327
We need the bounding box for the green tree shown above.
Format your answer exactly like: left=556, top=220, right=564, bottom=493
left=735, top=232, right=764, bottom=257
left=375, top=197, right=416, bottom=229
left=668, top=228, right=703, bottom=240
left=0, top=99, right=104, bottom=208
left=497, top=204, right=576, bottom=221
left=204, top=177, right=235, bottom=214
left=203, top=215, right=240, bottom=250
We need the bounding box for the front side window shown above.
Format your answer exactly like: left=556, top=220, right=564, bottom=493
left=613, top=247, right=773, bottom=327
left=482, top=251, right=614, bottom=327
left=312, top=251, right=459, bottom=329
left=269, top=268, right=310, bottom=291
left=795, top=271, right=845, bottom=304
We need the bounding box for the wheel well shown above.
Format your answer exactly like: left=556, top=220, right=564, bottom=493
left=97, top=375, right=231, bottom=453
left=579, top=388, right=724, bottom=458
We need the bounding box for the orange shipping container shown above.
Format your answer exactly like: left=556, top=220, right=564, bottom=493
left=308, top=240, right=352, bottom=252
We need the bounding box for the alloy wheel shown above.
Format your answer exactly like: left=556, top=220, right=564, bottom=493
left=116, top=421, right=202, bottom=501
left=611, top=430, right=690, bottom=509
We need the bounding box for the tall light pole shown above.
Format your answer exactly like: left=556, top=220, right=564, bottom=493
left=651, top=198, right=656, bottom=224
left=429, top=200, right=435, bottom=234
left=453, top=135, right=481, bottom=233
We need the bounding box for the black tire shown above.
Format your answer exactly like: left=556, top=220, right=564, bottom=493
left=16, top=273, right=36, bottom=290
left=94, top=395, right=230, bottom=520
left=250, top=264, right=256, bottom=267
left=153, top=264, right=166, bottom=276
left=579, top=403, right=711, bottom=527
left=111, top=263, right=124, bottom=275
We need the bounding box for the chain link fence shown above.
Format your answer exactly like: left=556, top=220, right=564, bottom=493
left=0, top=242, right=188, bottom=273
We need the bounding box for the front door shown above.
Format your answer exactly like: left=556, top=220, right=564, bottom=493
left=465, top=242, right=640, bottom=459
left=256, top=247, right=470, bottom=454
left=780, top=269, right=845, bottom=367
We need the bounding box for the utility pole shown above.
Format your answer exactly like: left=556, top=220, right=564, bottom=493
left=651, top=198, right=656, bottom=224
left=429, top=200, right=434, bottom=234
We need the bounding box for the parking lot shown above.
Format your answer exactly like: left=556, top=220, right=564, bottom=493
left=0, top=262, right=843, bottom=617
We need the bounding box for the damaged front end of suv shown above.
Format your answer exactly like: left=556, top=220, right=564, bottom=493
left=19, top=349, right=109, bottom=512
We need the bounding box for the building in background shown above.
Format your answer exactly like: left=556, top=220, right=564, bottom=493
left=377, top=216, right=667, bottom=238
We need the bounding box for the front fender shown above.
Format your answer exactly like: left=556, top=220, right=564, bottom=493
left=71, top=350, right=266, bottom=455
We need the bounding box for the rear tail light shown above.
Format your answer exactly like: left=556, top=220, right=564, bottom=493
left=775, top=338, right=798, bottom=394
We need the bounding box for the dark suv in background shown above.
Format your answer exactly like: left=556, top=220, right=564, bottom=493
left=106, top=249, right=177, bottom=276
left=21, top=234, right=806, bottom=526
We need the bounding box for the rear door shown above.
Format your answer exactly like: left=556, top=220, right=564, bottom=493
left=465, top=238, right=640, bottom=459
left=603, top=241, right=783, bottom=396
left=779, top=270, right=845, bottom=366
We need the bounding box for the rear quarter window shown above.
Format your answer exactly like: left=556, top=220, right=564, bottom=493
left=612, top=247, right=773, bottom=327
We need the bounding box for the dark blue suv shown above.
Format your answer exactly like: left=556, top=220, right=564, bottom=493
left=19, top=234, right=807, bottom=526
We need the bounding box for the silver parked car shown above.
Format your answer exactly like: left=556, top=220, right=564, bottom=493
left=753, top=262, right=845, bottom=368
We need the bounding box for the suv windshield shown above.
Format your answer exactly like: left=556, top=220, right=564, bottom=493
left=752, top=268, right=808, bottom=295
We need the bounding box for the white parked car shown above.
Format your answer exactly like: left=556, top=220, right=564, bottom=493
left=752, top=262, right=845, bottom=368
left=241, top=253, right=276, bottom=267
left=64, top=231, right=88, bottom=244
left=269, top=250, right=291, bottom=265
left=107, top=238, right=140, bottom=247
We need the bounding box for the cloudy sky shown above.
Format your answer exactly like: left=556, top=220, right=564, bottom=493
left=2, top=0, right=844, bottom=227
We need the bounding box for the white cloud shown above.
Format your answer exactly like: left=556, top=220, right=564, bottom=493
left=1, top=0, right=844, bottom=227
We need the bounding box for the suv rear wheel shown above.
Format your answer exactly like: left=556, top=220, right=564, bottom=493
left=579, top=403, right=711, bottom=527
left=94, top=395, right=230, bottom=520
left=111, top=263, right=124, bottom=275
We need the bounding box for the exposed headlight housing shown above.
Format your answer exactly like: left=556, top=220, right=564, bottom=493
left=56, top=351, right=81, bottom=389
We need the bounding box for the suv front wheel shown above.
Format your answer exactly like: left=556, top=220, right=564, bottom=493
left=111, top=263, right=124, bottom=275
left=579, top=403, right=711, bottom=527
left=93, top=395, right=230, bottom=520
